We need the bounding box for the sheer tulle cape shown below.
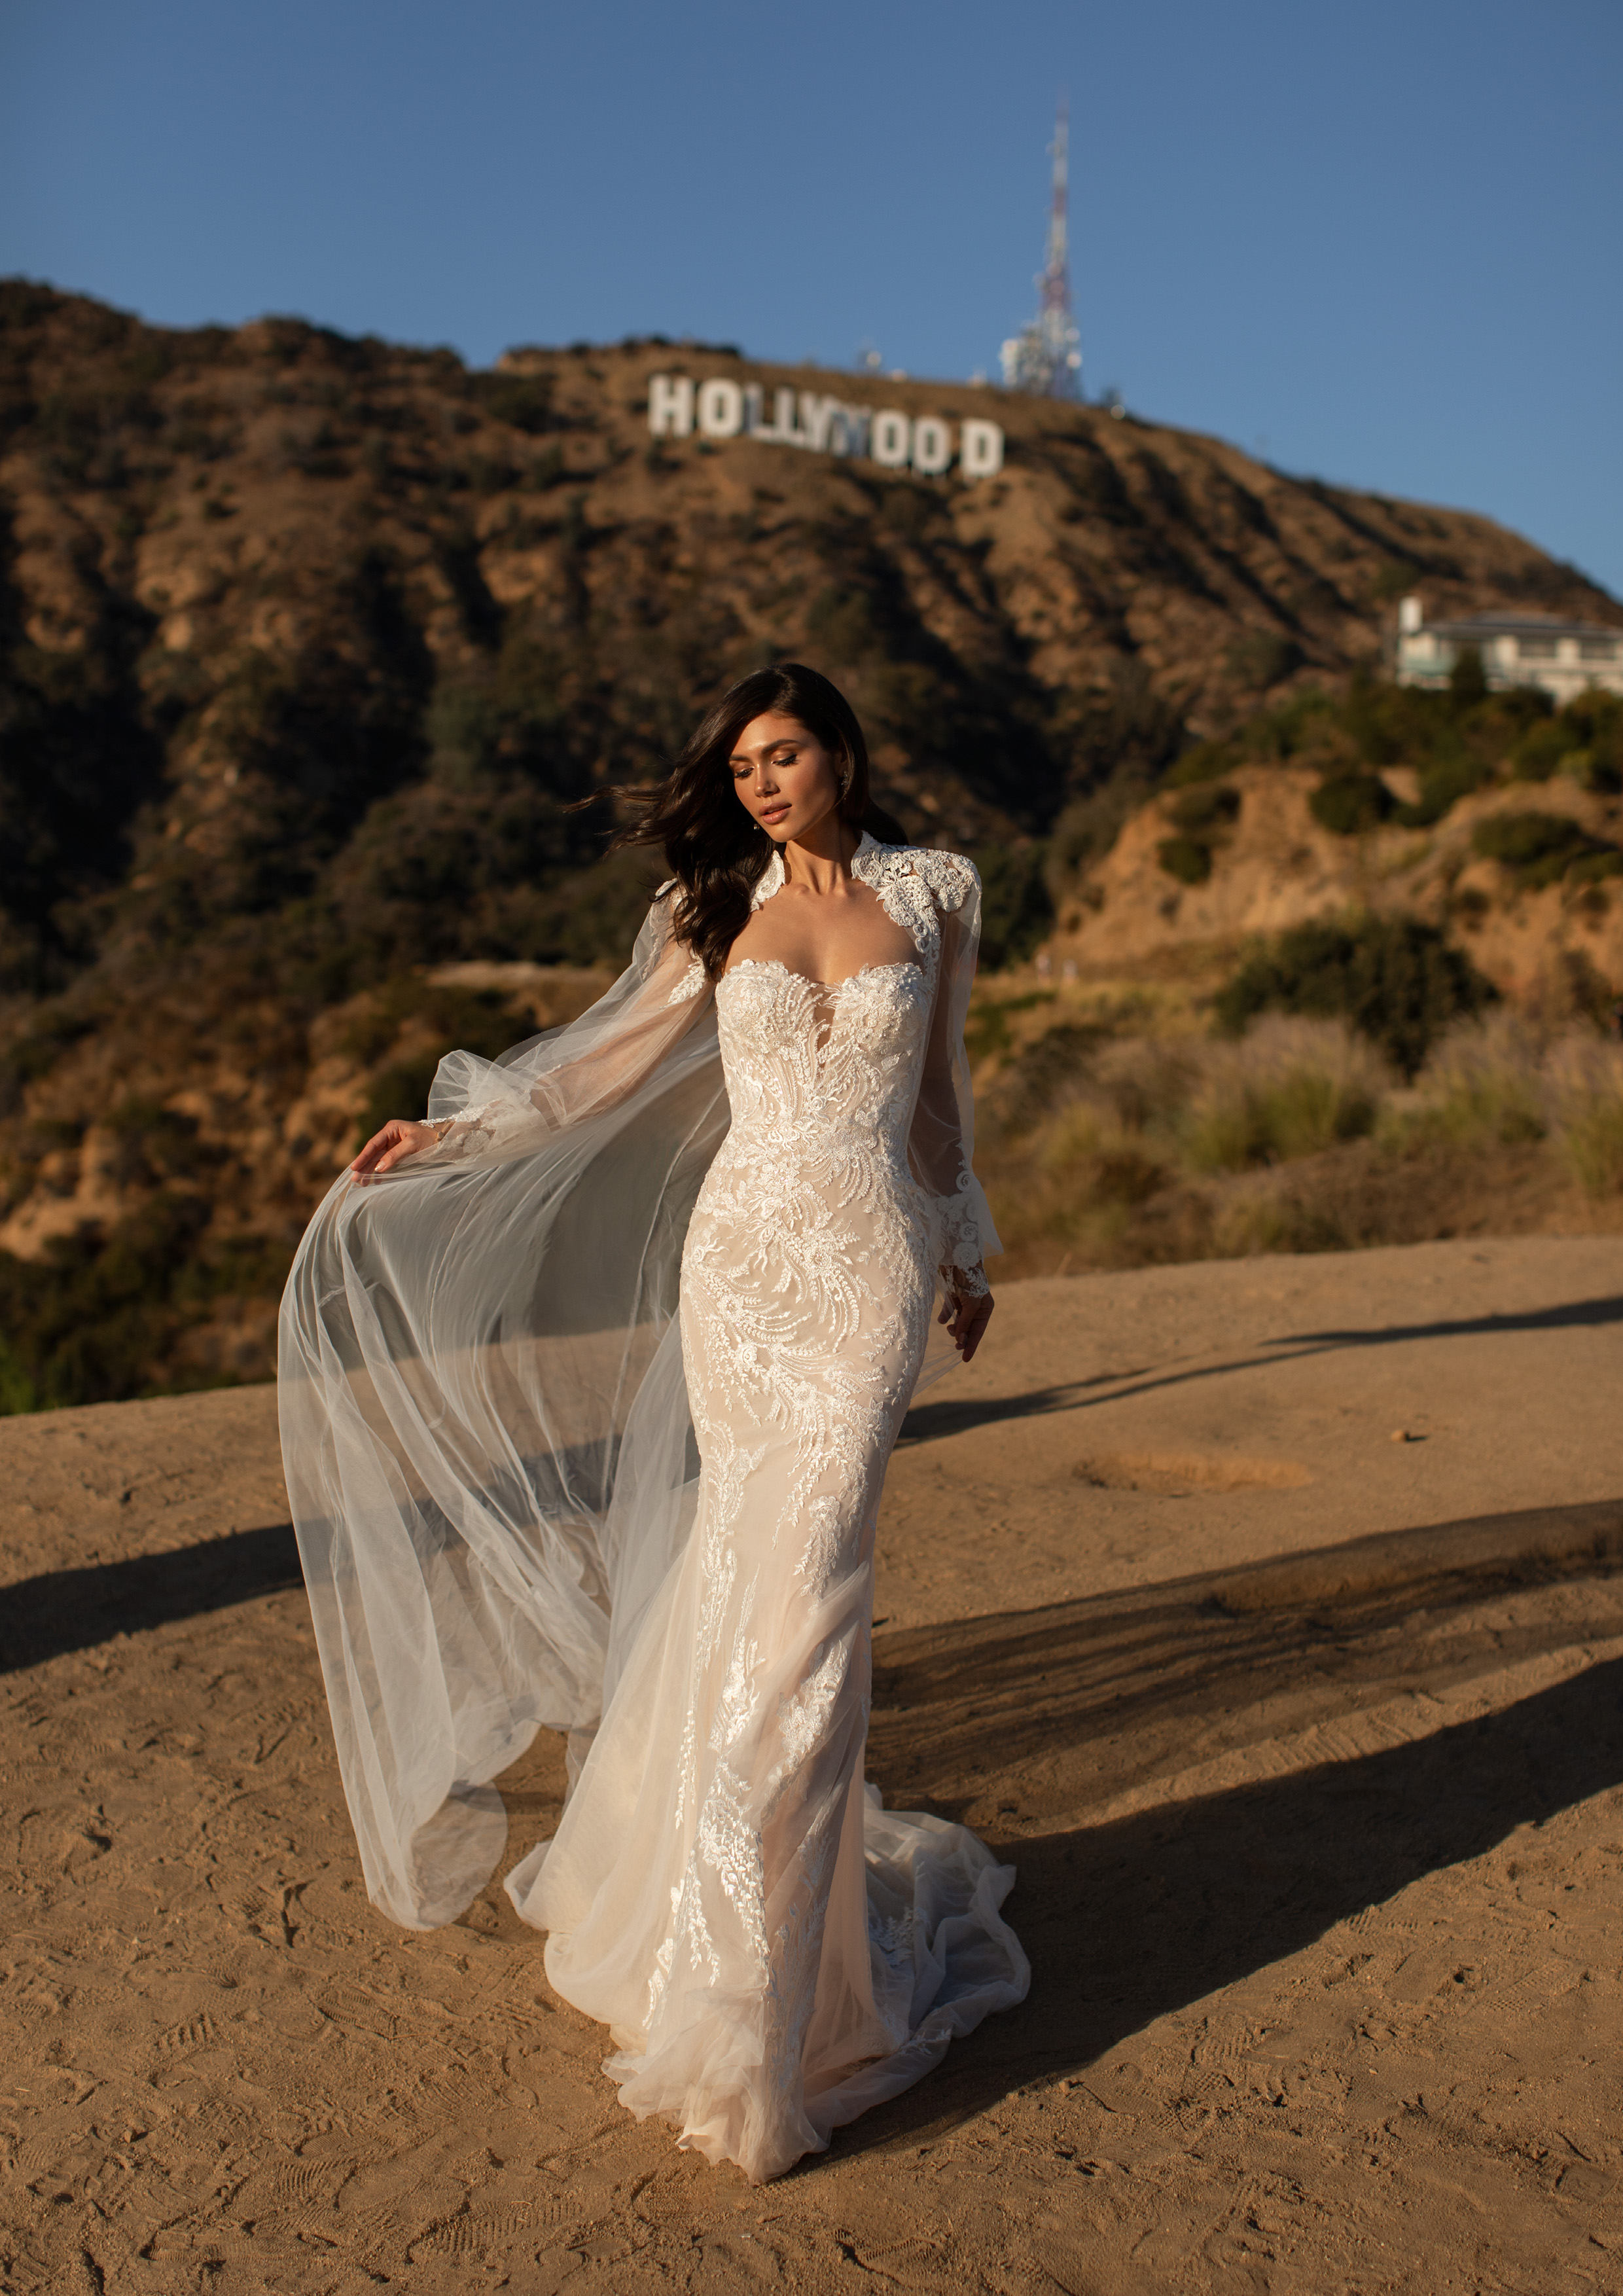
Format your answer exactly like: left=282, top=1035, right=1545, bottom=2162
left=277, top=861, right=999, bottom=1933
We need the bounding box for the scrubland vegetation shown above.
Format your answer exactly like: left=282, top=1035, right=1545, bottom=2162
left=976, top=926, right=1623, bottom=1279
left=1045, top=656, right=1623, bottom=914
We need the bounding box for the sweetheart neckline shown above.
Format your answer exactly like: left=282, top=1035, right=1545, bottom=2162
left=720, top=956, right=925, bottom=994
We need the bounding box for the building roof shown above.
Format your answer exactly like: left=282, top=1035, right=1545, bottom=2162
left=1416, top=609, right=1623, bottom=642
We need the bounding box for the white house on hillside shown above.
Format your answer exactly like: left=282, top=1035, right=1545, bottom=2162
left=1394, top=596, right=1623, bottom=704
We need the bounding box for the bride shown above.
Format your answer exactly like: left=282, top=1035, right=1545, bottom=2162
left=279, top=662, right=1030, bottom=2183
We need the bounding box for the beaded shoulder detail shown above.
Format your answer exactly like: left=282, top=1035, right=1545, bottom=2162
left=750, top=836, right=977, bottom=969
left=849, top=837, right=977, bottom=969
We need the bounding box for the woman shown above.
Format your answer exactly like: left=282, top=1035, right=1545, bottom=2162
left=279, top=663, right=1029, bottom=2183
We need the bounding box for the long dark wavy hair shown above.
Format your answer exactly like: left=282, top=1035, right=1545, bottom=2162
left=608, top=664, right=908, bottom=980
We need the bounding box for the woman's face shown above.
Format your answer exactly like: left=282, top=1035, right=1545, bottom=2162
left=729, top=712, right=843, bottom=844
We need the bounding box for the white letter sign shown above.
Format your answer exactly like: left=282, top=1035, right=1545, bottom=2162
left=870, top=409, right=911, bottom=469
left=647, top=373, right=694, bottom=438
left=959, top=418, right=1005, bottom=478
left=696, top=378, right=744, bottom=437
left=910, top=415, right=952, bottom=476
left=798, top=394, right=842, bottom=450
left=647, top=374, right=1007, bottom=480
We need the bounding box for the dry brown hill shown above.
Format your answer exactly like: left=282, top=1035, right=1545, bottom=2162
left=5, top=278, right=1616, bottom=995
left=1063, top=752, right=1623, bottom=999
left=2, top=280, right=1620, bottom=1408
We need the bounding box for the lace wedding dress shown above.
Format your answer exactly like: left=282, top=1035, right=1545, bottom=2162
left=279, top=836, right=1029, bottom=2183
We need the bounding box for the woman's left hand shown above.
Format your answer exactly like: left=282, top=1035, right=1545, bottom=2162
left=939, top=1284, right=994, bottom=1364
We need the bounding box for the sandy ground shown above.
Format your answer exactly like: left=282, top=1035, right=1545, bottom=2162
left=3, top=1233, right=1622, bottom=2293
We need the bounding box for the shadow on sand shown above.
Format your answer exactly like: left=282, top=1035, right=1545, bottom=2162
left=899, top=1291, right=1623, bottom=1446
left=850, top=1505, right=1623, bottom=2160
left=0, top=1522, right=302, bottom=1673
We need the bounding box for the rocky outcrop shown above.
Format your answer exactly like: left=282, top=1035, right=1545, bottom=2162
left=1058, top=767, right=1623, bottom=1001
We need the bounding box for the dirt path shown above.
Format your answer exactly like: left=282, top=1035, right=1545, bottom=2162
left=3, top=1235, right=1621, bottom=2291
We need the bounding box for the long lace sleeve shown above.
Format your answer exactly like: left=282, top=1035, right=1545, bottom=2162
left=421, top=893, right=713, bottom=1164
left=908, top=882, right=1001, bottom=1297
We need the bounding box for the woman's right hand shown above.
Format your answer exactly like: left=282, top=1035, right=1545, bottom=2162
left=350, top=1119, right=440, bottom=1183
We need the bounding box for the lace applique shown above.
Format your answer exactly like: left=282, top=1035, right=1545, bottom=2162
left=675, top=1428, right=764, bottom=1829
left=850, top=838, right=976, bottom=972
left=645, top=1883, right=683, bottom=2024
left=870, top=1907, right=918, bottom=1967
left=709, top=1593, right=760, bottom=1753
left=760, top=1814, right=840, bottom=2099
left=667, top=950, right=707, bottom=1004
left=747, top=835, right=976, bottom=961
left=652, top=1748, right=771, bottom=2020
left=694, top=1757, right=768, bottom=1968
left=424, top=1094, right=544, bottom=1162
left=794, top=1496, right=845, bottom=1596
left=936, top=1183, right=989, bottom=1295
left=762, top=1635, right=851, bottom=1820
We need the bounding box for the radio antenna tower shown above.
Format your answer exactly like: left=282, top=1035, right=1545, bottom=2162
left=1000, top=95, right=1082, bottom=399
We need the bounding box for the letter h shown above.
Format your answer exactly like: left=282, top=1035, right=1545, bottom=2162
left=647, top=374, right=694, bottom=439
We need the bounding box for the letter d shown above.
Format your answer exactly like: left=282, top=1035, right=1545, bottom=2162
left=959, top=419, right=1005, bottom=479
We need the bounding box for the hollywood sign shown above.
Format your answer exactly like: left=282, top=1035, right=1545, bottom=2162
left=647, top=373, right=1005, bottom=480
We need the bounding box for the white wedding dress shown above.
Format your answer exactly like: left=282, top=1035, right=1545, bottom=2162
left=279, top=835, right=1029, bottom=2183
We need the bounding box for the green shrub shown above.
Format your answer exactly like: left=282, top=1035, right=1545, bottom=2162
left=1471, top=811, right=1611, bottom=889
left=1215, top=915, right=1493, bottom=1078
left=1155, top=783, right=1239, bottom=887
left=1510, top=692, right=1620, bottom=792
left=1562, top=689, right=1622, bottom=781
left=971, top=842, right=1055, bottom=970
left=1397, top=749, right=1492, bottom=827
left=1310, top=773, right=1395, bottom=835
left=103, top=1097, right=220, bottom=1187
left=1227, top=632, right=1306, bottom=691
left=1450, top=645, right=1489, bottom=708
left=352, top=986, right=520, bottom=1145
left=0, top=1192, right=216, bottom=1411
left=1512, top=719, right=1573, bottom=782
left=473, top=373, right=557, bottom=434
left=1157, top=836, right=1212, bottom=886
left=1170, top=783, right=1241, bottom=836
left=1044, top=768, right=1152, bottom=881
left=1168, top=740, right=1240, bottom=787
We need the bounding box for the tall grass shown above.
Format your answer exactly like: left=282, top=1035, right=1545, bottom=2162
left=976, top=988, right=1623, bottom=1276
left=1180, top=1018, right=1385, bottom=1172
left=1386, top=1011, right=1549, bottom=1149
left=1546, top=1037, right=1623, bottom=1198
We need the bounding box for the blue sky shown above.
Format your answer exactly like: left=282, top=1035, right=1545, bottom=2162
left=4, top=0, right=1620, bottom=594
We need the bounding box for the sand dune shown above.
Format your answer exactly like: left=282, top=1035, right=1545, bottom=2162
left=3, top=1235, right=1622, bottom=2291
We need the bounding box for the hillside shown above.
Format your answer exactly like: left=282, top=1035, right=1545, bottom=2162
left=5, top=279, right=1616, bottom=997
left=2, top=279, right=1620, bottom=1408
left=1053, top=675, right=1623, bottom=999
